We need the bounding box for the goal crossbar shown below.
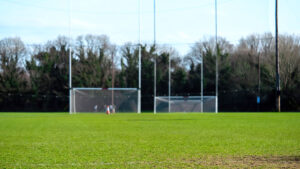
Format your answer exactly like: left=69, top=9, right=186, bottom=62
left=72, top=88, right=138, bottom=91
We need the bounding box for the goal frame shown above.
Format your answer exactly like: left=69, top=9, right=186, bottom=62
left=155, top=95, right=217, bottom=113
left=68, top=0, right=142, bottom=114
left=70, top=87, right=138, bottom=114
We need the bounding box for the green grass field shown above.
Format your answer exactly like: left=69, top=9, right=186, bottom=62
left=0, top=113, right=299, bottom=168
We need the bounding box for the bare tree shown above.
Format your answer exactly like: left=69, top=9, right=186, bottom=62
left=278, top=34, right=300, bottom=90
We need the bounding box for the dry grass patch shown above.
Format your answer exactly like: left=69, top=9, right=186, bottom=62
left=177, top=156, right=300, bottom=168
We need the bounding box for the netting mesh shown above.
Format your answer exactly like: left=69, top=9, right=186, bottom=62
left=71, top=88, right=138, bottom=113
left=155, top=96, right=216, bottom=113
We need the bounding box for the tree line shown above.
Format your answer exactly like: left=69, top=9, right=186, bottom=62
left=0, top=33, right=299, bottom=112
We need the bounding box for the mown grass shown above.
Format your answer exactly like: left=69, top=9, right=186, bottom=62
left=0, top=113, right=299, bottom=168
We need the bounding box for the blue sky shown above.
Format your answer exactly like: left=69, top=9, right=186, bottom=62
left=0, top=0, right=299, bottom=54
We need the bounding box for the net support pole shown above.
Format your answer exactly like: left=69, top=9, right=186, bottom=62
left=112, top=51, right=115, bottom=107
left=201, top=56, right=203, bottom=113
left=153, top=0, right=157, bottom=114
left=73, top=89, right=76, bottom=113
left=168, top=53, right=171, bottom=113
left=215, top=0, right=218, bottom=113
left=257, top=52, right=261, bottom=112
left=138, top=0, right=142, bottom=114
left=275, top=0, right=280, bottom=112
left=68, top=0, right=72, bottom=114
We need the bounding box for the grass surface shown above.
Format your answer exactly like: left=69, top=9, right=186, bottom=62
left=0, top=113, right=299, bottom=168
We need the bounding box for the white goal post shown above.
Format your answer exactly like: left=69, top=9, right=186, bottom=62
left=70, top=88, right=138, bottom=114
left=155, top=96, right=216, bottom=113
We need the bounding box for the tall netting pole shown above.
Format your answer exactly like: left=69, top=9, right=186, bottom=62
left=168, top=53, right=171, bottom=112
left=153, top=0, right=157, bottom=114
left=68, top=0, right=72, bottom=114
left=201, top=55, right=203, bottom=112
left=257, top=52, right=261, bottom=112
left=215, top=0, right=218, bottom=113
left=112, top=50, right=115, bottom=108
left=275, top=0, right=280, bottom=112
left=138, top=0, right=142, bottom=114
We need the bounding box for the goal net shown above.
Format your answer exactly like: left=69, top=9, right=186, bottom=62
left=70, top=88, right=138, bottom=113
left=155, top=96, right=216, bottom=113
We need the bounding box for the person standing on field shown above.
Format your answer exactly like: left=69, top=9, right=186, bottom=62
left=94, top=105, right=98, bottom=112
left=106, top=105, right=110, bottom=115
left=110, top=105, right=115, bottom=113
